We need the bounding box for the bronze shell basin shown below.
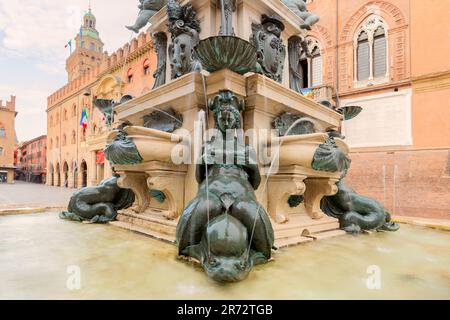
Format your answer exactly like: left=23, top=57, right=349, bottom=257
left=262, top=133, right=350, bottom=170
left=106, top=126, right=184, bottom=163
left=195, top=36, right=257, bottom=75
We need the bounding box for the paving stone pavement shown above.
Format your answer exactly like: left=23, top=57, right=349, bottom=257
left=0, top=181, right=77, bottom=209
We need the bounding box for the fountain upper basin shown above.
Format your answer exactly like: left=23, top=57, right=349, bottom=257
left=264, top=133, right=349, bottom=170
left=107, top=126, right=184, bottom=164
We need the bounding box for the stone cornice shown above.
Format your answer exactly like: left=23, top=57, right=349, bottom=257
left=412, top=69, right=450, bottom=93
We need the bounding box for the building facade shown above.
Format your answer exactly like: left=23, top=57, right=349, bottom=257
left=16, top=135, right=47, bottom=183
left=304, top=0, right=450, bottom=219
left=46, top=8, right=157, bottom=189
left=0, top=96, right=17, bottom=183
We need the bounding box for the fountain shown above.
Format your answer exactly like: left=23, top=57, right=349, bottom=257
left=62, top=0, right=399, bottom=282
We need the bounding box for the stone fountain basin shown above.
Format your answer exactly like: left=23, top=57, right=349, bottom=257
left=107, top=126, right=183, bottom=163
left=267, top=133, right=349, bottom=169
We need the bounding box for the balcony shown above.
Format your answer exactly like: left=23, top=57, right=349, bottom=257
left=311, top=85, right=334, bottom=104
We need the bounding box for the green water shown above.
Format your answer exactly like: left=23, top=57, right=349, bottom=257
left=0, top=212, right=449, bottom=300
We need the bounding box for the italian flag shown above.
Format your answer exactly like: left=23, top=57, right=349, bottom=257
left=65, top=40, right=72, bottom=54
left=80, top=108, right=88, bottom=129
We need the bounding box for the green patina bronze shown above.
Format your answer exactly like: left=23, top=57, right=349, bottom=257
left=272, top=112, right=317, bottom=136
left=150, top=190, right=166, bottom=203
left=337, top=105, right=363, bottom=121
left=126, top=0, right=168, bottom=33
left=143, top=107, right=183, bottom=133
left=167, top=0, right=202, bottom=79
left=152, top=32, right=168, bottom=89
left=176, top=90, right=274, bottom=283
left=104, top=129, right=143, bottom=165
left=321, top=180, right=400, bottom=234
left=93, top=98, right=114, bottom=127
left=250, top=15, right=286, bottom=83
left=281, top=0, right=320, bottom=30
left=60, top=175, right=135, bottom=224
left=195, top=36, right=257, bottom=75
left=288, top=195, right=304, bottom=208
left=311, top=138, right=351, bottom=173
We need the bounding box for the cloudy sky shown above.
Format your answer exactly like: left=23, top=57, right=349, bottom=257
left=0, top=0, right=138, bottom=142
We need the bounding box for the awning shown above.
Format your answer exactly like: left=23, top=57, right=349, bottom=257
left=96, top=150, right=105, bottom=165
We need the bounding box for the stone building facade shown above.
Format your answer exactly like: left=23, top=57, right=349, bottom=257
left=46, top=9, right=157, bottom=189
left=16, top=135, right=47, bottom=184
left=0, top=96, right=17, bottom=183
left=304, top=0, right=450, bottom=219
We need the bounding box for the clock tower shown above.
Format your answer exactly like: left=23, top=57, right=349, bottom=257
left=66, top=8, right=105, bottom=82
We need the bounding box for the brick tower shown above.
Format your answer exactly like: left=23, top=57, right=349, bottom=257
left=66, top=8, right=105, bottom=82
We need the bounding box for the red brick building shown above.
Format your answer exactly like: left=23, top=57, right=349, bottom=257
left=17, top=135, right=47, bottom=184
left=303, top=0, right=450, bottom=219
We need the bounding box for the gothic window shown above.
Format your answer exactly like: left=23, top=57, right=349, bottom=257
left=311, top=47, right=323, bottom=87
left=355, top=16, right=389, bottom=83
left=50, top=116, right=53, bottom=127
left=72, top=104, right=77, bottom=117
left=71, top=131, right=76, bottom=144
left=50, top=139, right=53, bottom=149
left=64, top=109, right=68, bottom=121
left=90, top=43, right=96, bottom=51
left=0, top=126, right=5, bottom=138
left=296, top=37, right=323, bottom=89
left=62, top=134, right=67, bottom=146
left=357, top=31, right=370, bottom=81
left=0, top=147, right=3, bottom=156
left=81, top=128, right=86, bottom=142
left=56, top=137, right=59, bottom=148
left=56, top=112, right=60, bottom=123
left=373, top=26, right=387, bottom=78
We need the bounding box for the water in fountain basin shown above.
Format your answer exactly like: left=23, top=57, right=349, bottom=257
left=0, top=212, right=448, bottom=299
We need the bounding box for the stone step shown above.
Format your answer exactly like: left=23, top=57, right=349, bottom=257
left=275, top=221, right=340, bottom=239
left=110, top=221, right=176, bottom=244
left=275, top=236, right=314, bottom=248
left=275, top=215, right=339, bottom=231
left=116, top=212, right=177, bottom=237
left=310, top=229, right=347, bottom=240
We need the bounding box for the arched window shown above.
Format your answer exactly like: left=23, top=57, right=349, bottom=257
left=63, top=109, right=68, bottom=121
left=373, top=26, right=387, bottom=78
left=72, top=104, right=77, bottom=117
left=292, top=37, right=323, bottom=89
left=0, top=125, right=5, bottom=138
left=357, top=31, right=370, bottom=81
left=311, top=46, right=323, bottom=87
left=50, top=116, right=53, bottom=127
left=81, top=128, right=86, bottom=142
left=71, top=131, right=76, bottom=144
left=355, top=16, right=389, bottom=83
left=143, top=59, right=150, bottom=75
left=127, top=68, right=134, bottom=83
left=50, top=139, right=53, bottom=149
left=56, top=137, right=60, bottom=148
left=56, top=112, right=60, bottom=123
left=62, top=134, right=67, bottom=146
left=0, top=147, right=3, bottom=156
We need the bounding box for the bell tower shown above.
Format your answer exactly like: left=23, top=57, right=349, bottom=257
left=66, top=7, right=105, bottom=82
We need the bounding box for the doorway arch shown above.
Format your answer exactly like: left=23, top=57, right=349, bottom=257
left=55, top=163, right=61, bottom=187
left=63, top=162, right=69, bottom=188
left=80, top=160, right=87, bottom=188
